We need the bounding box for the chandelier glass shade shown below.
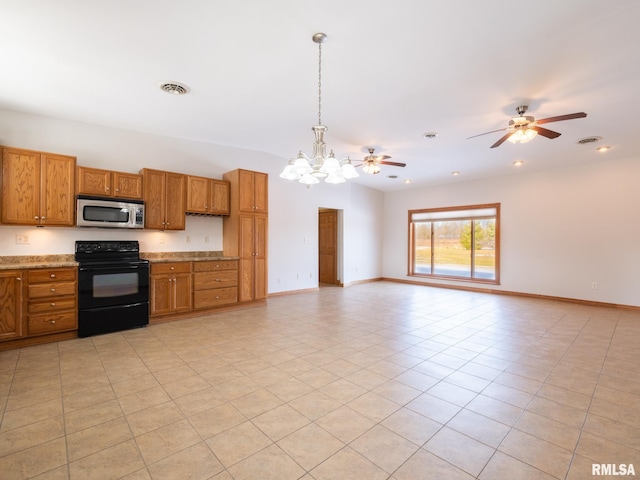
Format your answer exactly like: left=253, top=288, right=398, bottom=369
left=280, top=33, right=358, bottom=185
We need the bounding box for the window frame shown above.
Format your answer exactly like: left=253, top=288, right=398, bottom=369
left=408, top=203, right=500, bottom=284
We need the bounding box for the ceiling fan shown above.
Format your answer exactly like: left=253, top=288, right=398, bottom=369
left=358, top=148, right=406, bottom=175
left=468, top=105, right=587, bottom=148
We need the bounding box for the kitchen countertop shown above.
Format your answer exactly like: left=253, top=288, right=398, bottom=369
left=0, top=252, right=239, bottom=270
left=141, top=251, right=239, bottom=263
left=0, top=255, right=77, bottom=270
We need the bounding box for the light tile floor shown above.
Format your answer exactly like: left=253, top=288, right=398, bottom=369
left=1, top=281, right=639, bottom=479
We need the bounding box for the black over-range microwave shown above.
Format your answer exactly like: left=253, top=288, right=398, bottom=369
left=76, top=195, right=144, bottom=229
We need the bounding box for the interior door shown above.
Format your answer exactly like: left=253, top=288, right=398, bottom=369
left=318, top=209, right=337, bottom=284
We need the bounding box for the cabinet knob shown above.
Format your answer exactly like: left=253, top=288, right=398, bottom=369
left=16, top=277, right=22, bottom=281
left=215, top=265, right=220, bottom=268
left=215, top=296, right=220, bottom=299
left=115, top=188, right=120, bottom=192
left=50, top=302, right=56, bottom=306
left=215, top=278, right=221, bottom=282
left=34, top=216, right=39, bottom=220
left=106, top=187, right=110, bottom=191
left=41, top=216, right=46, bottom=220
left=50, top=320, right=56, bottom=324
left=50, top=274, right=56, bottom=278
left=170, top=266, right=174, bottom=270
left=50, top=288, right=56, bottom=292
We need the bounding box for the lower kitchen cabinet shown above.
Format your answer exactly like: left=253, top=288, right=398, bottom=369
left=193, top=260, right=238, bottom=309
left=0, top=270, right=24, bottom=341
left=26, top=268, right=78, bottom=336
left=150, top=262, right=192, bottom=316
left=1, top=266, right=77, bottom=349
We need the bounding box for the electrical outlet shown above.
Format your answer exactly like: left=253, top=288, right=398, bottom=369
left=159, top=235, right=165, bottom=245
left=16, top=234, right=30, bottom=244
left=204, top=236, right=210, bottom=244
left=186, top=236, right=191, bottom=244
left=592, top=282, right=598, bottom=289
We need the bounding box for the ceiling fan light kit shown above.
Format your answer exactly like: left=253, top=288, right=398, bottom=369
left=279, top=33, right=358, bottom=185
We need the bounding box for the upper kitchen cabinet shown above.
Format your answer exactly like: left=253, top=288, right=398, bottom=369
left=141, top=168, right=186, bottom=230
left=186, top=176, right=230, bottom=216
left=236, top=169, right=268, bottom=214
left=77, top=166, right=143, bottom=200
left=1, top=146, right=76, bottom=226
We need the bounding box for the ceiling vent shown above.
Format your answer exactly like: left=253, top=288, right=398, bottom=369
left=577, top=136, right=602, bottom=145
left=159, top=82, right=190, bottom=95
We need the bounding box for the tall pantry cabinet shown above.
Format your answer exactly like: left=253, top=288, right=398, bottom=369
left=223, top=169, right=268, bottom=303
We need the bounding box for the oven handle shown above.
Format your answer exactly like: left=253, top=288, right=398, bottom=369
left=78, top=264, right=149, bottom=272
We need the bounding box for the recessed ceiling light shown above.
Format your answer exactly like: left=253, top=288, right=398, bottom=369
left=159, top=82, right=190, bottom=95
left=451, top=171, right=460, bottom=176
left=513, top=160, right=524, bottom=166
left=404, top=179, right=412, bottom=184
left=423, top=132, right=439, bottom=139
left=596, top=145, right=611, bottom=152
left=577, top=136, right=602, bottom=145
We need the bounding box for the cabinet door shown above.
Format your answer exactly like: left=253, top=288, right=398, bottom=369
left=77, top=166, right=111, bottom=196
left=1, top=148, right=41, bottom=225
left=143, top=169, right=167, bottom=229
left=253, top=215, right=268, bottom=300
left=40, top=153, right=76, bottom=226
left=0, top=271, right=23, bottom=341
left=238, top=215, right=255, bottom=302
left=150, top=274, right=172, bottom=315
left=173, top=273, right=192, bottom=313
left=113, top=172, right=143, bottom=199
left=253, top=172, right=268, bottom=214
left=165, top=172, right=186, bottom=230
left=186, top=176, right=209, bottom=214
left=238, top=170, right=256, bottom=213
left=210, top=180, right=230, bottom=215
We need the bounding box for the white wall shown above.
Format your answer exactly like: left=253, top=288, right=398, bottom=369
left=0, top=109, right=385, bottom=292
left=383, top=155, right=640, bottom=307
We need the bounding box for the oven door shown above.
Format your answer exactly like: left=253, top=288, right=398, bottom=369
left=78, top=261, right=149, bottom=310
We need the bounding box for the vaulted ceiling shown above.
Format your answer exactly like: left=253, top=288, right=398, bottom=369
left=2, top=0, right=639, bottom=191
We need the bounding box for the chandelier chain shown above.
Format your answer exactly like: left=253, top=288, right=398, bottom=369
left=318, top=42, right=322, bottom=126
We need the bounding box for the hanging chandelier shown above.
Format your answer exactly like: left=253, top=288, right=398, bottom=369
left=280, top=33, right=358, bottom=185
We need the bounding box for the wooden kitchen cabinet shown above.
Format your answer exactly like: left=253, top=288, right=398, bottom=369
left=237, top=169, right=268, bottom=214
left=26, top=267, right=77, bottom=336
left=0, top=270, right=24, bottom=341
left=77, top=166, right=143, bottom=199
left=1, top=146, right=76, bottom=226
left=141, top=168, right=186, bottom=230
left=150, top=262, right=192, bottom=316
left=193, top=260, right=238, bottom=309
left=223, top=169, right=268, bottom=303
left=186, top=176, right=230, bottom=215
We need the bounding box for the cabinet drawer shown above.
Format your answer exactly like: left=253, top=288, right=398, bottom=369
left=28, top=311, right=77, bottom=335
left=29, top=268, right=76, bottom=283
left=194, top=287, right=237, bottom=309
left=28, top=282, right=76, bottom=299
left=151, top=262, right=191, bottom=275
left=29, top=297, right=76, bottom=314
left=193, top=271, right=237, bottom=290
left=193, top=260, right=238, bottom=272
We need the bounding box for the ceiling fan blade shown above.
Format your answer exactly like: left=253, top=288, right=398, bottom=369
left=531, top=126, right=561, bottom=139
left=490, top=132, right=514, bottom=148
left=536, top=112, right=587, bottom=125
left=379, top=161, right=406, bottom=167
left=467, top=127, right=509, bottom=140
